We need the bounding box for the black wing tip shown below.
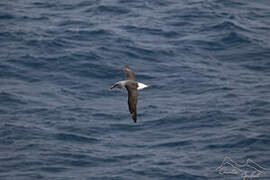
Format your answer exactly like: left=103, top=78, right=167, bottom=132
left=122, top=65, right=136, bottom=81
left=131, top=113, right=137, bottom=123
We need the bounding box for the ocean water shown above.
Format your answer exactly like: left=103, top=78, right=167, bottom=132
left=1, top=0, right=270, bottom=179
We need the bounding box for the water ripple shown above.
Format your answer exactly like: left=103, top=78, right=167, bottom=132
left=1, top=0, right=270, bottom=179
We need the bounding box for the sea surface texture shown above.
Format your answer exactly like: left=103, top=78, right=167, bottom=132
left=1, top=0, right=270, bottom=179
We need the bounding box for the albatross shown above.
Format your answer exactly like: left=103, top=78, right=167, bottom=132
left=111, top=66, right=151, bottom=123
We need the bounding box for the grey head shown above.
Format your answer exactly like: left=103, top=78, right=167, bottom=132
left=110, top=80, right=126, bottom=89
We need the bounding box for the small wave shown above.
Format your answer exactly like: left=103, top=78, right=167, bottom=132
left=211, top=21, right=250, bottom=32
left=85, top=5, right=129, bottom=15
left=54, top=132, right=99, bottom=143
left=0, top=13, right=14, bottom=20
left=0, top=92, right=27, bottom=106
left=121, top=25, right=179, bottom=38
left=96, top=5, right=129, bottom=15
left=150, top=140, right=192, bottom=148
left=221, top=31, right=251, bottom=44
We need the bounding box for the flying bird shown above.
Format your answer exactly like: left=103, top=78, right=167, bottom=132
left=111, top=66, right=151, bottom=123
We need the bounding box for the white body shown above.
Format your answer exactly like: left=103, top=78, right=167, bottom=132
left=137, top=82, right=149, bottom=90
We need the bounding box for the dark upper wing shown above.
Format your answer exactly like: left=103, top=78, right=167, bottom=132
left=122, top=65, right=136, bottom=81
left=126, top=82, right=138, bottom=123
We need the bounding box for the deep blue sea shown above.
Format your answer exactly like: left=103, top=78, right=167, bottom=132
left=1, top=0, right=270, bottom=179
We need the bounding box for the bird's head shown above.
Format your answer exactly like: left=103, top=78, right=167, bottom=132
left=111, top=82, right=122, bottom=89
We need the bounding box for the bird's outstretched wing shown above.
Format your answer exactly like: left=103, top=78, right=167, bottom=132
left=122, top=65, right=136, bottom=81
left=126, top=82, right=138, bottom=123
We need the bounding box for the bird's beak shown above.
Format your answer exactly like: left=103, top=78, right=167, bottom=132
left=111, top=84, right=117, bottom=89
